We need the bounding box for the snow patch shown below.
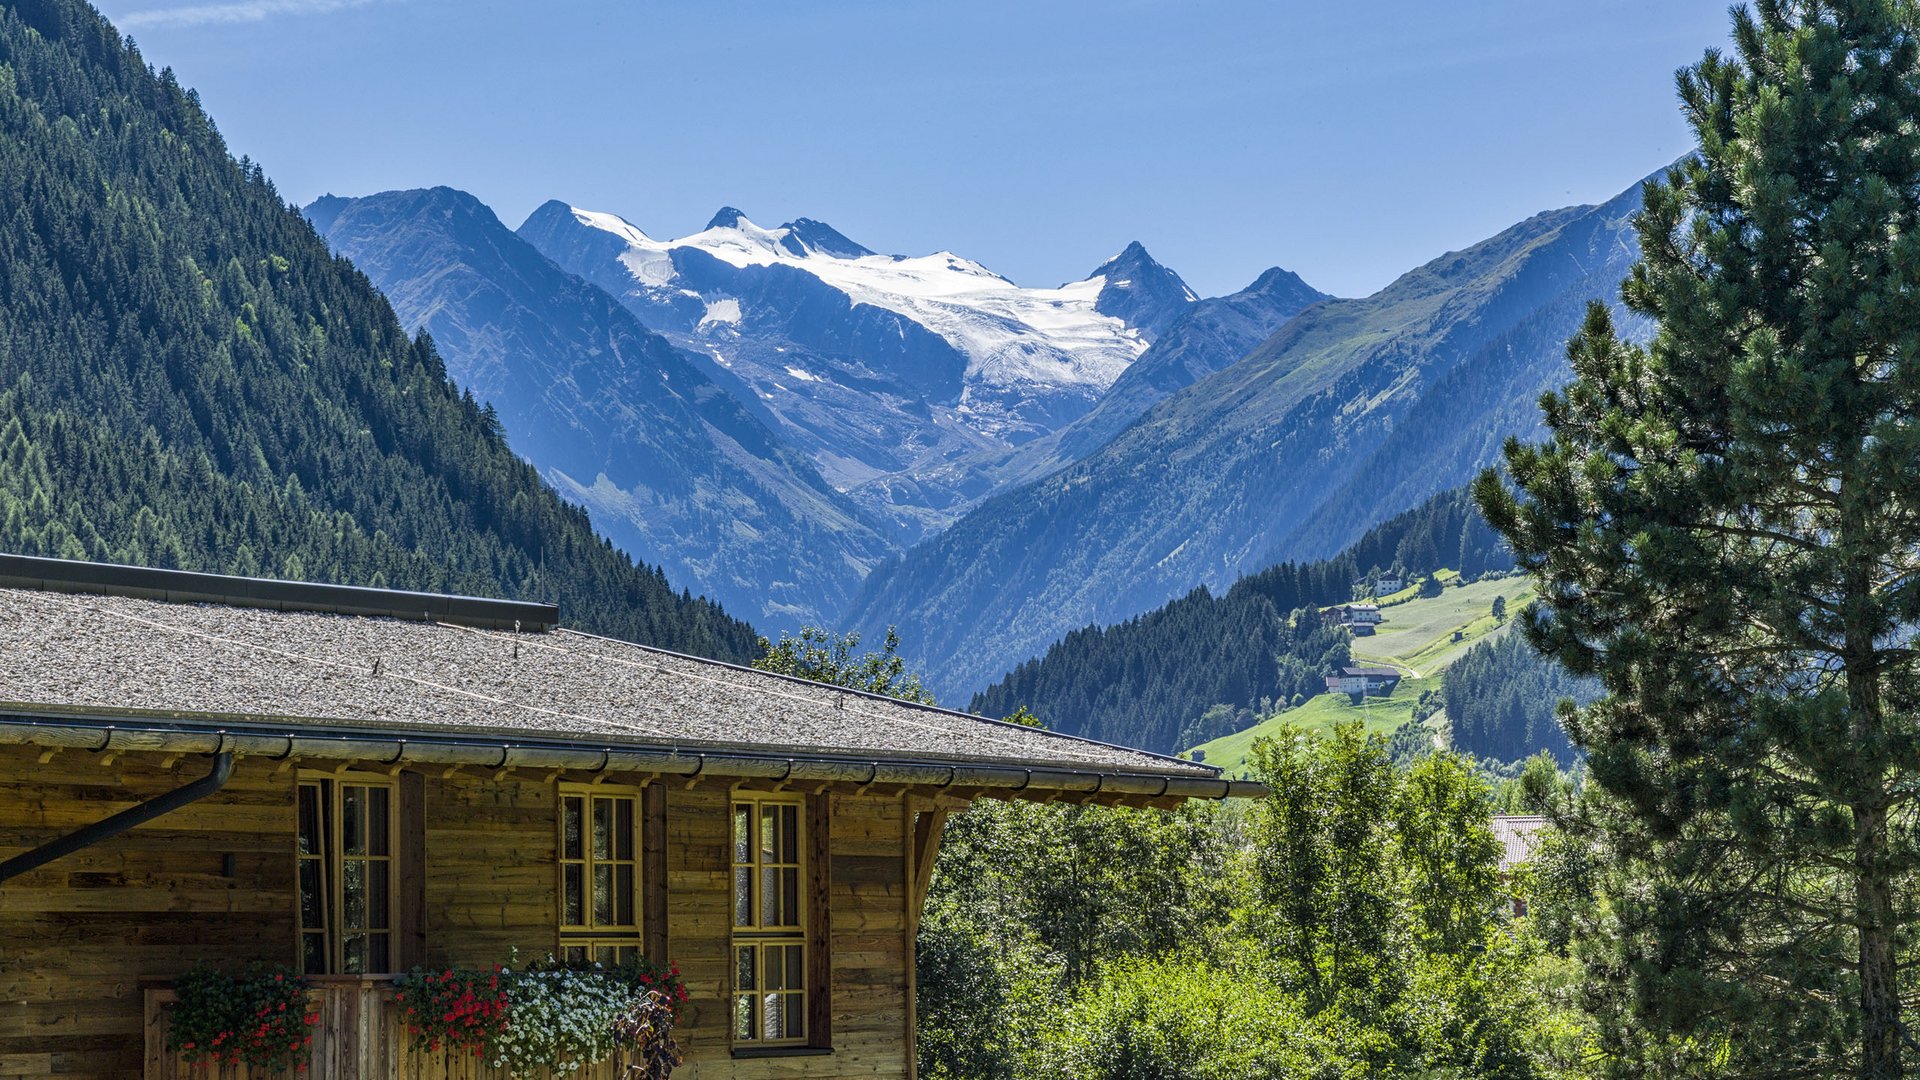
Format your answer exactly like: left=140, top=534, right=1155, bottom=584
left=699, top=297, right=742, bottom=328
left=567, top=206, right=1150, bottom=392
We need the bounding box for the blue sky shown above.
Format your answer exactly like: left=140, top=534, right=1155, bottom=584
left=105, top=0, right=1730, bottom=298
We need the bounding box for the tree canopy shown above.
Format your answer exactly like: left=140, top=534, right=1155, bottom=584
left=1478, top=2, right=1920, bottom=1073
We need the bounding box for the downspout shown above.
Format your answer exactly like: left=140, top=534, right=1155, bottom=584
left=0, top=750, right=234, bottom=885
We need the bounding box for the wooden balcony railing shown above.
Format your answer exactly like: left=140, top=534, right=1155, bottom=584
left=141, top=976, right=636, bottom=1079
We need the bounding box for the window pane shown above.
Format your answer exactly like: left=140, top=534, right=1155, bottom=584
left=761, top=866, right=780, bottom=927
left=563, top=797, right=584, bottom=860
left=736, top=945, right=757, bottom=990
left=343, top=786, right=365, bottom=857
left=368, top=932, right=390, bottom=973
left=297, top=786, right=321, bottom=856
left=784, top=945, right=805, bottom=990
left=782, top=805, right=799, bottom=864
left=563, top=864, right=584, bottom=926
left=765, top=943, right=784, bottom=989
left=782, top=868, right=800, bottom=927
left=761, top=807, right=777, bottom=864
left=596, top=944, right=615, bottom=966
left=368, top=861, right=390, bottom=931
left=593, top=799, right=613, bottom=861
left=733, top=805, right=751, bottom=864
left=734, top=868, right=752, bottom=927
left=343, top=933, right=367, bottom=974
left=615, top=864, right=634, bottom=926
left=734, top=995, right=756, bottom=1040
left=303, top=932, right=327, bottom=975
left=763, top=993, right=784, bottom=1041
left=343, top=860, right=366, bottom=930
left=783, top=993, right=805, bottom=1039
left=298, top=861, right=323, bottom=929
left=368, top=788, right=390, bottom=857
left=564, top=945, right=587, bottom=963
left=616, top=798, right=635, bottom=861
left=593, top=864, right=614, bottom=927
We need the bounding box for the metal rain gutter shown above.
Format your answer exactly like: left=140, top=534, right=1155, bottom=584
left=0, top=749, right=233, bottom=885
left=0, top=715, right=1268, bottom=802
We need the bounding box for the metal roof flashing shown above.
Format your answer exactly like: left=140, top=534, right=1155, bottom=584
left=0, top=553, right=557, bottom=631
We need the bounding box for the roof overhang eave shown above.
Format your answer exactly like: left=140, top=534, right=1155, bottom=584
left=0, top=710, right=1268, bottom=805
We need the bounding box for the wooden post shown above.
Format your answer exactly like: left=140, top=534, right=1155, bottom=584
left=903, top=806, right=949, bottom=1080
left=397, top=771, right=426, bottom=970
left=643, top=783, right=669, bottom=965
left=808, top=792, right=834, bottom=1049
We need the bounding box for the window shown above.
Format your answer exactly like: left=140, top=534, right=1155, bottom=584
left=558, top=786, right=643, bottom=964
left=297, top=774, right=397, bottom=974
left=731, top=794, right=807, bottom=1044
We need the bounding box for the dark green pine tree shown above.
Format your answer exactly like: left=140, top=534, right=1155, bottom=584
left=1478, top=3, right=1920, bottom=1075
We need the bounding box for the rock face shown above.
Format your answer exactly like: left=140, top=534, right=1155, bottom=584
left=516, top=202, right=1203, bottom=540
left=307, top=187, right=895, bottom=630
left=1085, top=240, right=1201, bottom=339
left=847, top=175, right=1654, bottom=703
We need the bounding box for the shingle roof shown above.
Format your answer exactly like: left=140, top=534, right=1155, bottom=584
left=1492, top=815, right=1549, bottom=870
left=0, top=581, right=1226, bottom=793
left=1340, top=665, right=1401, bottom=678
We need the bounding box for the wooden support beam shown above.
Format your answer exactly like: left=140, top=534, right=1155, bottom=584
left=910, top=808, right=949, bottom=914
left=643, top=783, right=668, bottom=966
left=903, top=806, right=951, bottom=1080
left=807, top=793, right=834, bottom=1050
left=396, top=771, right=427, bottom=970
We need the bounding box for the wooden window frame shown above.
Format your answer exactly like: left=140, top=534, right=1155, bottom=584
left=556, top=783, right=647, bottom=965
left=295, top=770, right=400, bottom=975
left=730, top=791, right=810, bottom=1047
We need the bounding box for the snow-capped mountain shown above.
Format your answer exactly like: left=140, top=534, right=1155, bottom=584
left=305, top=188, right=896, bottom=630
left=518, top=202, right=1197, bottom=539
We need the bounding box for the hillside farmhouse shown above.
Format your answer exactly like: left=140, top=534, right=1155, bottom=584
left=0, top=555, right=1259, bottom=1080
left=1328, top=603, right=1383, bottom=635
left=1324, top=665, right=1402, bottom=698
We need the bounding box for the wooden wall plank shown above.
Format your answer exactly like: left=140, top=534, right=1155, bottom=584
left=1, top=746, right=921, bottom=1080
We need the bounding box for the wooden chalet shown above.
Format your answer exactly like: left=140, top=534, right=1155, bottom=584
left=0, top=555, right=1260, bottom=1080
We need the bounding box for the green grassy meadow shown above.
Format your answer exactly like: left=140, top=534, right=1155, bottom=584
left=1188, top=573, right=1529, bottom=775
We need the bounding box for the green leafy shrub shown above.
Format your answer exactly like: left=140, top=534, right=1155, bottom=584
left=166, top=964, right=315, bottom=1073
left=1024, top=956, right=1348, bottom=1080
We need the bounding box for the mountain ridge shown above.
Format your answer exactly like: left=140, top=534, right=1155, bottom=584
left=847, top=174, right=1654, bottom=702
left=0, top=0, right=758, bottom=664
left=517, top=201, right=1212, bottom=539
left=306, top=186, right=897, bottom=629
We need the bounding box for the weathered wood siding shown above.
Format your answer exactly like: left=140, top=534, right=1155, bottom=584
left=0, top=749, right=297, bottom=1080
left=418, top=771, right=558, bottom=968
left=668, top=788, right=911, bottom=1080
left=0, top=747, right=915, bottom=1080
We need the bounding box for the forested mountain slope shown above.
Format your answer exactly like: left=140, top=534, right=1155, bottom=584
left=0, top=0, right=757, bottom=661
left=1443, top=631, right=1592, bottom=764
left=971, top=486, right=1509, bottom=752
left=851, top=176, right=1650, bottom=702
left=307, top=187, right=895, bottom=628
